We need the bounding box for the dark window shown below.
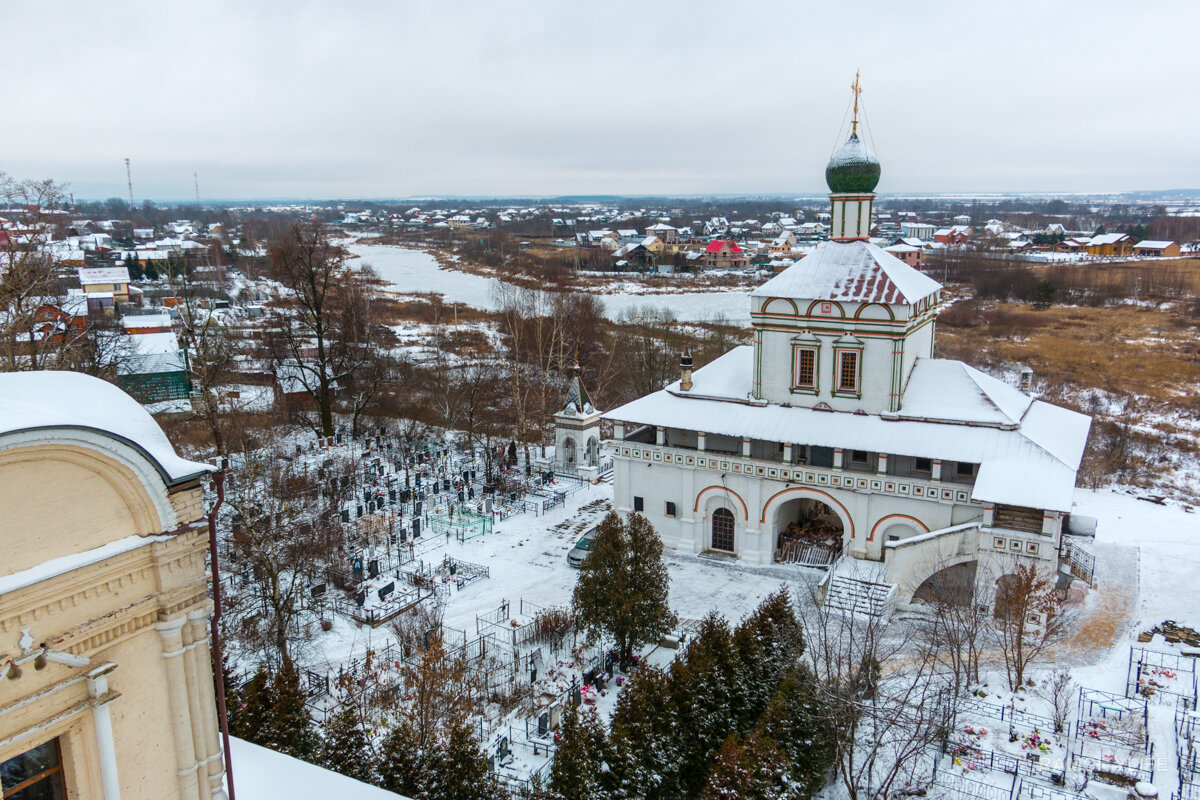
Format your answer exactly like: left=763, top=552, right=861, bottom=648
left=2, top=738, right=66, bottom=800
left=956, top=462, right=974, bottom=477
left=712, top=508, right=735, bottom=552
left=915, top=457, right=932, bottom=472
left=794, top=444, right=808, bottom=462
left=850, top=450, right=869, bottom=463
left=810, top=446, right=834, bottom=468
left=633, top=496, right=644, bottom=512
left=665, top=501, right=676, bottom=517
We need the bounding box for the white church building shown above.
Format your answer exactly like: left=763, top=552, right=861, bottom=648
left=602, top=112, right=1093, bottom=614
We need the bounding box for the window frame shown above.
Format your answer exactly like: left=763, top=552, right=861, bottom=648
left=2, top=737, right=66, bottom=799
left=834, top=347, right=862, bottom=397
left=665, top=501, right=676, bottom=518
left=790, top=344, right=819, bottom=393
left=632, top=496, right=644, bottom=513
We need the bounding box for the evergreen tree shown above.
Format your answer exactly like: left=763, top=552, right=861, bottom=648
left=605, top=665, right=683, bottom=800
left=427, top=717, right=508, bottom=800
left=734, top=589, right=804, bottom=725
left=700, top=733, right=791, bottom=800
left=231, top=666, right=275, bottom=746
left=548, top=705, right=606, bottom=800
left=377, top=720, right=431, bottom=797
left=672, top=613, right=750, bottom=797
left=267, top=657, right=318, bottom=760
left=756, top=667, right=835, bottom=795
left=573, top=511, right=674, bottom=668
left=319, top=705, right=372, bottom=783
left=143, top=259, right=159, bottom=281
left=127, top=255, right=143, bottom=281
left=1033, top=280, right=1056, bottom=309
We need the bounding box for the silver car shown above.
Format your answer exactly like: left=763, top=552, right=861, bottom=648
left=567, top=528, right=598, bottom=568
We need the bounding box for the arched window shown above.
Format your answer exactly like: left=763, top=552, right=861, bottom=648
left=712, top=507, right=735, bottom=552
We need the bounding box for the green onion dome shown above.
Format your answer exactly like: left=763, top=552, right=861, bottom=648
left=825, top=133, right=881, bottom=193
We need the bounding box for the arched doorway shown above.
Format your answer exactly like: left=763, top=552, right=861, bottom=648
left=585, top=436, right=599, bottom=467
left=912, top=561, right=979, bottom=606
left=562, top=437, right=576, bottom=467
left=773, top=498, right=844, bottom=565
left=712, top=507, right=735, bottom=552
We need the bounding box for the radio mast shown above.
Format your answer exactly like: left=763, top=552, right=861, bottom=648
left=124, top=158, right=135, bottom=210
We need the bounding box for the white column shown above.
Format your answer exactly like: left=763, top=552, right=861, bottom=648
left=656, top=426, right=665, bottom=446
left=87, top=664, right=121, bottom=800
left=833, top=448, right=844, bottom=470
left=159, top=616, right=204, bottom=800
left=742, top=437, right=751, bottom=458
left=697, top=432, right=706, bottom=452
left=188, top=609, right=228, bottom=800
left=613, top=422, right=624, bottom=441
left=931, top=459, right=942, bottom=482
left=782, top=444, right=793, bottom=463
left=877, top=453, right=888, bottom=475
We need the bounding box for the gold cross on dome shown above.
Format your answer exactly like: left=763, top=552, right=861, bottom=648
left=851, top=70, right=863, bottom=135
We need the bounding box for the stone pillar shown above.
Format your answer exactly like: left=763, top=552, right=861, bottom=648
left=656, top=426, right=665, bottom=446
left=877, top=453, right=888, bottom=475
left=782, top=444, right=793, bottom=463
left=931, top=459, right=942, bottom=482
left=833, top=448, right=844, bottom=470
left=86, top=664, right=121, bottom=800
left=158, top=616, right=203, bottom=800
left=742, top=438, right=751, bottom=458
left=613, top=423, right=624, bottom=441
left=697, top=432, right=706, bottom=452
left=187, top=609, right=228, bottom=800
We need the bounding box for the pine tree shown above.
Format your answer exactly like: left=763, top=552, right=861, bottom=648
left=605, top=665, right=683, bottom=800
left=756, top=666, right=834, bottom=796
left=672, top=612, right=749, bottom=798
left=267, top=656, right=318, bottom=760
left=548, top=705, right=606, bottom=800
left=143, top=259, right=159, bottom=281
left=319, top=705, right=372, bottom=783
left=427, top=717, right=508, bottom=800
left=127, top=255, right=143, bottom=281
left=734, top=589, right=804, bottom=725
left=573, top=511, right=674, bottom=668
left=377, top=720, right=431, bottom=797
left=700, top=733, right=791, bottom=800
left=231, top=666, right=275, bottom=746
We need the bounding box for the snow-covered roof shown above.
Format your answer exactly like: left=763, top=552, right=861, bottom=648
left=1089, top=233, right=1129, bottom=245
left=121, top=313, right=172, bottom=329
left=604, top=347, right=1090, bottom=512
left=1133, top=240, right=1174, bottom=249
left=752, top=240, right=941, bottom=305
left=78, top=266, right=131, bottom=284
left=230, top=737, right=409, bottom=800
left=0, top=371, right=212, bottom=484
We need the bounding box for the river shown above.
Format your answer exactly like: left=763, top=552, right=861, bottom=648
left=345, top=242, right=752, bottom=324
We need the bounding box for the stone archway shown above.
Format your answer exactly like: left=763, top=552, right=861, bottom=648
left=562, top=437, right=576, bottom=467
left=585, top=436, right=599, bottom=467
left=912, top=561, right=979, bottom=605
left=761, top=488, right=853, bottom=566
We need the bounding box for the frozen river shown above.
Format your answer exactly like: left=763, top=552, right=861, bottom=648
left=346, top=242, right=752, bottom=324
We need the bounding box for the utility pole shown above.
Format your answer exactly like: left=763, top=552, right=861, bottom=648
left=124, top=158, right=135, bottom=210
left=194, top=171, right=201, bottom=207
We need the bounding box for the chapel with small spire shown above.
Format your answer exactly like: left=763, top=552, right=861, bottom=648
left=553, top=361, right=602, bottom=474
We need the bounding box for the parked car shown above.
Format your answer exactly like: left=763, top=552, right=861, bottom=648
left=567, top=527, right=599, bottom=568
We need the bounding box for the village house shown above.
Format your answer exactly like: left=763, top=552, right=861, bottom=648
left=768, top=231, right=797, bottom=256
left=933, top=225, right=970, bottom=245
left=702, top=240, right=750, bottom=269
left=1087, top=232, right=1133, bottom=257
left=883, top=242, right=924, bottom=268
left=1132, top=240, right=1180, bottom=258
left=604, top=115, right=1093, bottom=619
left=77, top=266, right=132, bottom=303
left=901, top=221, right=936, bottom=240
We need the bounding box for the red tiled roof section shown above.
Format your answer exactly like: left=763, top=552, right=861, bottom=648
left=705, top=240, right=742, bottom=253
left=832, top=258, right=907, bottom=303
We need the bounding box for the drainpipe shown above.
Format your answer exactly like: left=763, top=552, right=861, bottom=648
left=206, top=469, right=235, bottom=800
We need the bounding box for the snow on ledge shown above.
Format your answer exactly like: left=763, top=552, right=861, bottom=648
left=0, top=533, right=171, bottom=597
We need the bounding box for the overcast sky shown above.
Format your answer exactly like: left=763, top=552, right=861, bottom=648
left=4, top=0, right=1197, bottom=200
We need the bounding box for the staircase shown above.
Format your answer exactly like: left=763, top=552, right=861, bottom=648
left=821, top=558, right=898, bottom=621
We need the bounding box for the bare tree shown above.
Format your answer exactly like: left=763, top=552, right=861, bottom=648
left=223, top=448, right=341, bottom=664
left=1038, top=669, right=1074, bottom=734
left=993, top=562, right=1069, bottom=690
left=800, top=573, right=953, bottom=800
left=267, top=221, right=385, bottom=437
left=911, top=557, right=991, bottom=699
